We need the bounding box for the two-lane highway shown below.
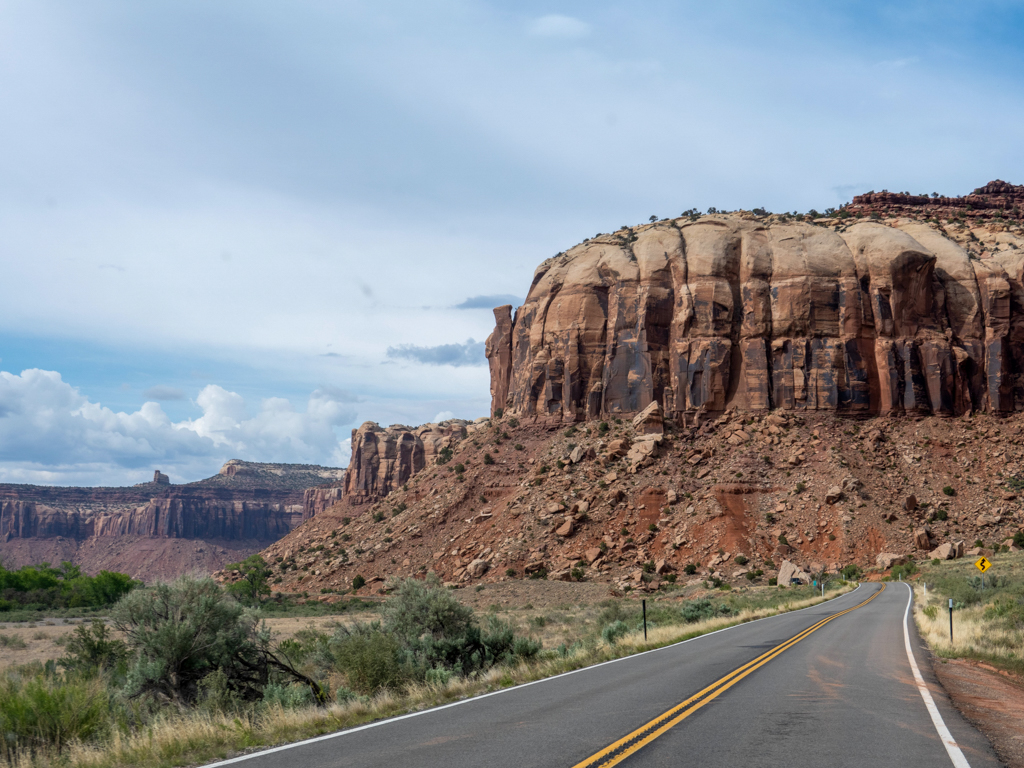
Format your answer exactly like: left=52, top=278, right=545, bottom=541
left=209, top=584, right=1000, bottom=767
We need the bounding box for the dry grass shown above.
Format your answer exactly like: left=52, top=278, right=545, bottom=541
left=912, top=551, right=1024, bottom=676
left=15, top=583, right=854, bottom=768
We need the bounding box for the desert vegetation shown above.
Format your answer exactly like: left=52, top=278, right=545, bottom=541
left=0, top=573, right=852, bottom=768
left=913, top=551, right=1024, bottom=676
left=0, top=562, right=138, bottom=621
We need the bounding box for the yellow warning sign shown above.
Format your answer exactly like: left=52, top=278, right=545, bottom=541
left=975, top=557, right=992, bottom=573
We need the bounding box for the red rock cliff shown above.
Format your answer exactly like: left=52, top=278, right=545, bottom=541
left=487, top=215, right=1024, bottom=422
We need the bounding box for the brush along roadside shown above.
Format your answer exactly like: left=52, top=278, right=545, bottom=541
left=33, top=581, right=854, bottom=768
left=912, top=551, right=1024, bottom=677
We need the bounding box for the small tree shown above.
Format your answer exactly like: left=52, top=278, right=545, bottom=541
left=225, top=555, right=271, bottom=606
left=113, top=578, right=323, bottom=706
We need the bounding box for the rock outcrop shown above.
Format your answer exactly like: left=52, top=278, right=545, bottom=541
left=849, top=181, right=1024, bottom=223
left=487, top=210, right=1024, bottom=423
left=344, top=419, right=486, bottom=504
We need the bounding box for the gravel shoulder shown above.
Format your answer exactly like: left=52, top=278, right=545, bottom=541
left=933, top=657, right=1024, bottom=768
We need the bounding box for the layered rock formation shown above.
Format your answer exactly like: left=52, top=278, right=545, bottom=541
left=487, top=213, right=1024, bottom=422
left=0, top=461, right=344, bottom=578
left=849, top=180, right=1024, bottom=222
left=344, top=419, right=488, bottom=504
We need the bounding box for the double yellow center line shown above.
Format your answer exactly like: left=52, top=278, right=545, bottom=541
left=571, top=584, right=885, bottom=768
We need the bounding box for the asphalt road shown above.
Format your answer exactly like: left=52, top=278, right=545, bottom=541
left=210, top=583, right=1001, bottom=768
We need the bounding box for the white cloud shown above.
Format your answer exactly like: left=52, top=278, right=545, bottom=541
left=433, top=410, right=455, bottom=422
left=528, top=14, right=591, bottom=39
left=0, top=370, right=354, bottom=485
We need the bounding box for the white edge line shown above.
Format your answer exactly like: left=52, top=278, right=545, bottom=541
left=902, top=583, right=972, bottom=768
left=203, top=584, right=865, bottom=768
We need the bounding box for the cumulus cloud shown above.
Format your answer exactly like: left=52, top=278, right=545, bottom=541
left=142, top=385, right=186, bottom=401
left=385, top=339, right=486, bottom=367
left=453, top=294, right=522, bottom=310
left=0, top=369, right=355, bottom=485
left=433, top=410, right=455, bottom=422
left=528, top=14, right=591, bottom=39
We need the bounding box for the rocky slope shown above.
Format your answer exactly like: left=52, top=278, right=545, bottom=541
left=0, top=461, right=343, bottom=580
left=257, top=183, right=1024, bottom=596
left=259, top=408, right=1024, bottom=596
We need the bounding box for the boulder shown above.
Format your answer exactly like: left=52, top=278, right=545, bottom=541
left=584, top=547, right=603, bottom=565
left=606, top=439, right=631, bottom=458
left=631, top=401, right=664, bottom=435
left=777, top=560, right=810, bottom=585
left=930, top=542, right=955, bottom=560
left=913, top=528, right=932, bottom=550
left=555, top=519, right=575, bottom=537
left=904, top=495, right=918, bottom=511
left=825, top=486, right=843, bottom=505
left=569, top=446, right=585, bottom=464
left=467, top=559, right=489, bottom=578
left=875, top=553, right=908, bottom=570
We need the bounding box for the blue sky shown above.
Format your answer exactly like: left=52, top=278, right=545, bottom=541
left=1, top=0, right=1022, bottom=485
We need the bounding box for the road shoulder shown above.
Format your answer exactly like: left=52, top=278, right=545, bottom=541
left=932, top=657, right=1024, bottom=768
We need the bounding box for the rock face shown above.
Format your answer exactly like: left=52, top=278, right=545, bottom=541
left=302, top=485, right=344, bottom=522
left=850, top=181, right=1024, bottom=223
left=487, top=213, right=1024, bottom=422
left=0, top=460, right=343, bottom=578
left=344, top=419, right=482, bottom=504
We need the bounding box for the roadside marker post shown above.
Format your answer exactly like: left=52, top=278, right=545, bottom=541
left=975, top=556, right=991, bottom=591
left=642, top=600, right=647, bottom=641
left=948, top=598, right=954, bottom=643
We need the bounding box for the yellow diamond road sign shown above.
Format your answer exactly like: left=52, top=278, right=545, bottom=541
left=975, top=557, right=992, bottom=573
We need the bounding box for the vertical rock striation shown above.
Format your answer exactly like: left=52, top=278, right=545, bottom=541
left=487, top=215, right=1024, bottom=422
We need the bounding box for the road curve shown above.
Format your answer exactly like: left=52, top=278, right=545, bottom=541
left=208, top=583, right=1000, bottom=768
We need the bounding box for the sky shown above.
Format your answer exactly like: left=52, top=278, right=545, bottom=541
left=1, top=0, right=1023, bottom=486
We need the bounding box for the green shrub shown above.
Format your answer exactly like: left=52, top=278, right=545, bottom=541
left=113, top=577, right=321, bottom=705
left=373, top=511, right=385, bottom=522
left=1014, top=530, right=1024, bottom=548
left=483, top=453, right=495, bottom=465
left=0, top=633, right=27, bottom=649
left=602, top=620, right=629, bottom=644
left=942, top=485, right=956, bottom=496
left=734, top=555, right=748, bottom=566
left=352, top=574, right=366, bottom=591
left=332, top=628, right=410, bottom=694
left=923, top=605, right=938, bottom=620
left=840, top=564, right=862, bottom=581
left=224, top=554, right=271, bottom=606
left=60, top=620, right=127, bottom=672
left=683, top=563, right=697, bottom=575
left=680, top=598, right=731, bottom=623
left=261, top=681, right=318, bottom=709
left=0, top=672, right=109, bottom=760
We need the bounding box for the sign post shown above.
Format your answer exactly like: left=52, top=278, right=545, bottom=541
left=949, top=598, right=954, bottom=643
left=975, top=556, right=992, bottom=591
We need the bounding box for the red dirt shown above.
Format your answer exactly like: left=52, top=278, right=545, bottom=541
left=933, top=657, right=1024, bottom=767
